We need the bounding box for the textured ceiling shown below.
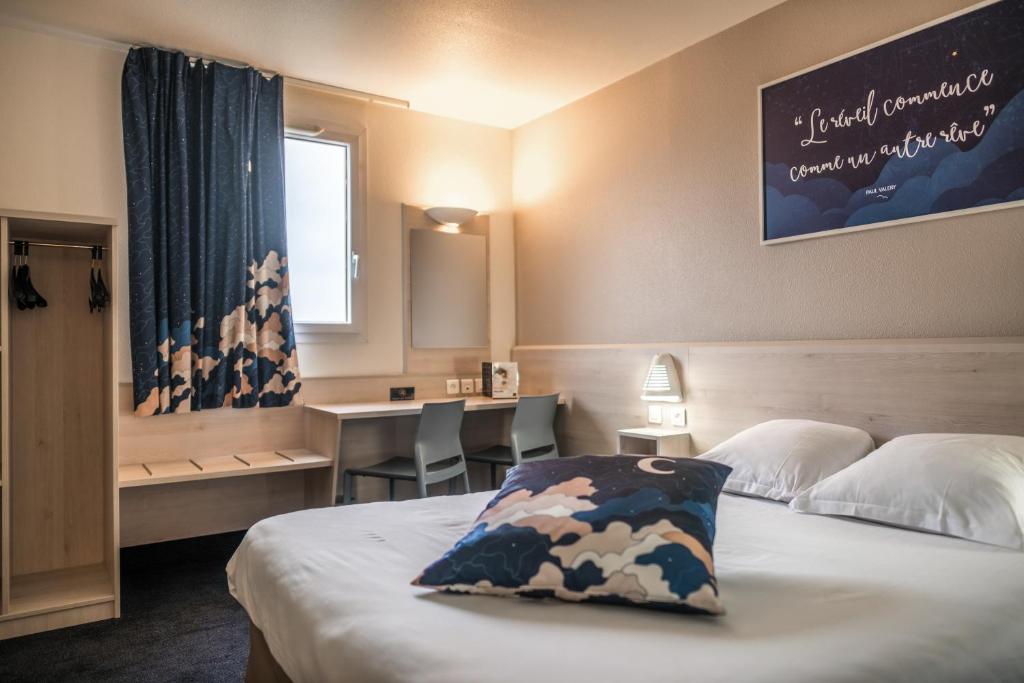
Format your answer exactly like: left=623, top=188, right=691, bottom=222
left=0, top=0, right=784, bottom=128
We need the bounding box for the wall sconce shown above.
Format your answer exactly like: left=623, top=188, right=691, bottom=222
left=425, top=206, right=478, bottom=233
left=641, top=353, right=683, bottom=426
left=641, top=353, right=682, bottom=402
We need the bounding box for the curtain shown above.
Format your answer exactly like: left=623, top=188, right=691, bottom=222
left=122, top=47, right=301, bottom=416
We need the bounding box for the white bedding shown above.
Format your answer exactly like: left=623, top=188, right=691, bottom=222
left=228, top=492, right=1024, bottom=683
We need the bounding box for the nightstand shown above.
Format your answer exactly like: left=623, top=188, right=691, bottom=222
left=617, top=427, right=692, bottom=457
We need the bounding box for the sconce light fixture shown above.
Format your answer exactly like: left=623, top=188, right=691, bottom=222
left=641, top=353, right=682, bottom=403
left=425, top=206, right=478, bottom=232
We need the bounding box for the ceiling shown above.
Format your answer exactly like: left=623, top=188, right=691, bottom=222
left=0, top=0, right=784, bottom=128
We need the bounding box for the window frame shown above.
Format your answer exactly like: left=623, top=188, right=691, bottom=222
left=284, top=124, right=367, bottom=341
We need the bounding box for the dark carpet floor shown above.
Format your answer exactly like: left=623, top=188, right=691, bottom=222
left=0, top=531, right=250, bottom=683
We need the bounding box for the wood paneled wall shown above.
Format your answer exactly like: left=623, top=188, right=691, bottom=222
left=514, top=338, right=1024, bottom=456
left=117, top=374, right=453, bottom=464
left=118, top=373, right=504, bottom=545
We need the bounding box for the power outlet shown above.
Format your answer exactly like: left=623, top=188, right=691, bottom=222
left=460, top=378, right=475, bottom=394
left=446, top=379, right=460, bottom=395
left=669, top=406, right=687, bottom=427
left=389, top=386, right=415, bottom=401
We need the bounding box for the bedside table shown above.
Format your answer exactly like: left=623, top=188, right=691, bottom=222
left=617, top=427, right=692, bottom=457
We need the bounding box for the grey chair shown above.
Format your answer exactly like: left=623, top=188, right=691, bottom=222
left=339, top=399, right=470, bottom=504
left=466, top=393, right=560, bottom=489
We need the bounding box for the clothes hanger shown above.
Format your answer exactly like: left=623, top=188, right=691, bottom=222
left=89, top=245, right=110, bottom=313
left=98, top=247, right=111, bottom=307
left=11, top=241, right=28, bottom=310
left=10, top=241, right=48, bottom=311
left=89, top=246, right=98, bottom=313
left=19, top=243, right=47, bottom=309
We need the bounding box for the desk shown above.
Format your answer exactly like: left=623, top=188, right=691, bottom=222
left=304, top=396, right=564, bottom=501
left=305, top=396, right=528, bottom=420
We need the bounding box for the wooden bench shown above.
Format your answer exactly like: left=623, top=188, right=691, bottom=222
left=118, top=449, right=331, bottom=487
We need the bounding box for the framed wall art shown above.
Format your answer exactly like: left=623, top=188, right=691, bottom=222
left=759, top=0, right=1024, bottom=244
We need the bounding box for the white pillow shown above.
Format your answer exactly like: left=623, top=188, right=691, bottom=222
left=697, top=419, right=874, bottom=502
left=791, top=433, right=1024, bottom=549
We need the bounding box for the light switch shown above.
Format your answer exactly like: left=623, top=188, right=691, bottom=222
left=446, top=379, right=460, bottom=395
left=647, top=405, right=663, bottom=425
left=474, top=378, right=484, bottom=393
left=460, top=378, right=475, bottom=394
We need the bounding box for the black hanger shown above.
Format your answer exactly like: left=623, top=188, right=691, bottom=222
left=10, top=241, right=46, bottom=311
left=11, top=241, right=27, bottom=310
left=19, top=243, right=47, bottom=309
left=89, top=246, right=110, bottom=313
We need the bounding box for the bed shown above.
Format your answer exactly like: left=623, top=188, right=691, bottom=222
left=227, top=490, right=1024, bottom=683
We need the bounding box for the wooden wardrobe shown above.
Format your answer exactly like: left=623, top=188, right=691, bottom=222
left=0, top=210, right=119, bottom=639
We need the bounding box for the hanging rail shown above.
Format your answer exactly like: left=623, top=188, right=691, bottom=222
left=7, top=241, right=106, bottom=250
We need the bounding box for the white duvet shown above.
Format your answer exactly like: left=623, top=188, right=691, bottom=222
left=227, top=492, right=1024, bottom=683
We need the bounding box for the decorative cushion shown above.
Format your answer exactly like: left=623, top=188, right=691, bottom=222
left=413, top=454, right=732, bottom=615
left=698, top=419, right=875, bottom=502
left=791, top=433, right=1024, bottom=549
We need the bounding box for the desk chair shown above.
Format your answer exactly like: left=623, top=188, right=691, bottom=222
left=465, top=393, right=560, bottom=489
left=339, top=399, right=470, bottom=504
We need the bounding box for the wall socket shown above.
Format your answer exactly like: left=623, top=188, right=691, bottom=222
left=669, top=406, right=687, bottom=427
left=460, top=378, right=475, bottom=394
left=445, top=379, right=460, bottom=395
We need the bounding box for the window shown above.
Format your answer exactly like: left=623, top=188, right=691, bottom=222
left=284, top=133, right=362, bottom=332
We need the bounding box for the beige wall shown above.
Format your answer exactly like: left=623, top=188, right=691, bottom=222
left=512, top=0, right=1024, bottom=346
left=0, top=22, right=514, bottom=383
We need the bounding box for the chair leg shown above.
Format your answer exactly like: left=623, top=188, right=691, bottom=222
left=341, top=471, right=355, bottom=505
left=416, top=476, right=428, bottom=499
left=448, top=478, right=455, bottom=495
left=463, top=469, right=471, bottom=494
left=490, top=463, right=497, bottom=490
left=388, top=478, right=396, bottom=501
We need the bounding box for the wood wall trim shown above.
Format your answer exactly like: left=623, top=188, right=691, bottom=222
left=515, top=337, right=1024, bottom=352
left=514, top=337, right=1024, bottom=457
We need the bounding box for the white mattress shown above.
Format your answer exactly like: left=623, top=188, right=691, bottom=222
left=227, top=492, right=1024, bottom=683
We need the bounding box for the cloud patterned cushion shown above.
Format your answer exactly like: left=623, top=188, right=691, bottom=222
left=413, top=455, right=732, bottom=615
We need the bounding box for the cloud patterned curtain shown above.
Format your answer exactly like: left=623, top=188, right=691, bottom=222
left=122, top=47, right=301, bottom=416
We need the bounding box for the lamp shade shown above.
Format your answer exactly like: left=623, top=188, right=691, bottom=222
left=641, top=353, right=682, bottom=402
left=425, top=206, right=478, bottom=227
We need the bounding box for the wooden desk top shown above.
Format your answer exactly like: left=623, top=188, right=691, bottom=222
left=304, top=395, right=563, bottom=420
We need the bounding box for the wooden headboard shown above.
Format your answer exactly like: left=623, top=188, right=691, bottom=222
left=514, top=338, right=1024, bottom=455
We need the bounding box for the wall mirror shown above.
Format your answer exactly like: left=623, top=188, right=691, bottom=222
left=403, top=205, right=489, bottom=351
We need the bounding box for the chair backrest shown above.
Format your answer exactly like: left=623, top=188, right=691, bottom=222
left=510, top=394, right=560, bottom=465
left=414, top=400, right=467, bottom=491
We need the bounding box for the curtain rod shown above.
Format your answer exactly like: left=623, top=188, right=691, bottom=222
left=151, top=46, right=410, bottom=109
left=0, top=15, right=410, bottom=109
